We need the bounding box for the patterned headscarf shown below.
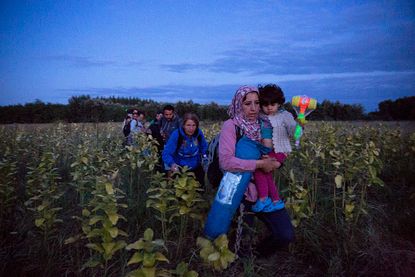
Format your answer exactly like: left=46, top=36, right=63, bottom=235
left=227, top=85, right=261, bottom=141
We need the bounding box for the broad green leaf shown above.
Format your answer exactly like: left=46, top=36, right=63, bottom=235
left=179, top=206, right=190, bottom=215
left=82, top=209, right=91, bottom=217
left=127, top=252, right=144, bottom=265
left=36, top=204, right=46, bottom=211
left=184, top=271, right=199, bottom=277
left=223, top=250, right=236, bottom=263
left=335, top=175, right=343, bottom=189
left=155, top=252, right=169, bottom=263
left=144, top=228, right=154, bottom=241
left=81, top=157, right=88, bottom=165
left=175, top=262, right=187, bottom=275
left=105, top=183, right=114, bottom=195
left=107, top=227, right=119, bottom=238
left=82, top=225, right=91, bottom=234
left=82, top=258, right=101, bottom=269
left=35, top=218, right=45, bottom=227
left=200, top=245, right=214, bottom=260
left=214, top=234, right=228, bottom=250
left=64, top=235, right=81, bottom=244
left=89, top=215, right=103, bottom=225
left=207, top=252, right=220, bottom=261
left=102, top=242, right=115, bottom=255
left=196, top=237, right=211, bottom=248
left=141, top=267, right=155, bottom=277
left=289, top=169, right=295, bottom=183
left=143, top=252, right=156, bottom=267
left=110, top=170, right=118, bottom=180
left=127, top=269, right=145, bottom=277
left=126, top=239, right=145, bottom=250
left=108, top=213, right=119, bottom=225
left=86, top=243, right=104, bottom=253
left=113, top=240, right=126, bottom=252
left=345, top=203, right=355, bottom=213
left=177, top=177, right=187, bottom=188
left=181, top=193, right=191, bottom=201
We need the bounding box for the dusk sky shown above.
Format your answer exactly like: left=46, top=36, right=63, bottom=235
left=1, top=1, right=414, bottom=112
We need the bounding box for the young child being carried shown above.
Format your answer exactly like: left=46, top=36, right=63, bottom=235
left=252, top=84, right=298, bottom=212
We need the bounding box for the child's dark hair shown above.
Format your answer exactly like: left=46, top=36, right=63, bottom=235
left=258, top=84, right=285, bottom=106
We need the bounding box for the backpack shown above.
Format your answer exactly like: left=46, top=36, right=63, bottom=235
left=206, top=125, right=243, bottom=188
left=123, top=123, right=131, bottom=137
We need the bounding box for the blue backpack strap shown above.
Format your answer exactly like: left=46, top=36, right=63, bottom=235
left=176, top=129, right=202, bottom=153
left=175, top=131, right=184, bottom=152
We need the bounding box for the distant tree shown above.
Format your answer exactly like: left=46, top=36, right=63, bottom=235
left=5, top=95, right=413, bottom=123
left=175, top=101, right=200, bottom=117
left=199, top=102, right=228, bottom=121
left=307, top=100, right=365, bottom=121
left=369, top=96, right=415, bottom=120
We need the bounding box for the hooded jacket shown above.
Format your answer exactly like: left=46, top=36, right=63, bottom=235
left=162, top=127, right=208, bottom=170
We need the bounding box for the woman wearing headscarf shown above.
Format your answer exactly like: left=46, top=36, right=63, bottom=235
left=204, top=85, right=294, bottom=257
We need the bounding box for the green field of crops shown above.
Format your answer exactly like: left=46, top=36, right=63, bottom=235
left=1, top=121, right=414, bottom=276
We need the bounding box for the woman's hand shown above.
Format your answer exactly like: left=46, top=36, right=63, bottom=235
left=171, top=163, right=179, bottom=172
left=256, top=157, right=281, bottom=173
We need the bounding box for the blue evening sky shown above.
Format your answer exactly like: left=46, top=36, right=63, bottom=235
left=1, top=0, right=414, bottom=112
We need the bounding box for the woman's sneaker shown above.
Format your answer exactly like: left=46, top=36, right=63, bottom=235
left=263, top=199, right=285, bottom=212
left=252, top=197, right=272, bottom=212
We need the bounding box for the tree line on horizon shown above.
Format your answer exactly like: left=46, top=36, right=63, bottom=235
left=0, top=95, right=414, bottom=124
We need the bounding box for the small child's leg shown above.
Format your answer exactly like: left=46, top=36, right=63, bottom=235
left=268, top=151, right=284, bottom=202
left=252, top=169, right=272, bottom=212
left=253, top=169, right=269, bottom=200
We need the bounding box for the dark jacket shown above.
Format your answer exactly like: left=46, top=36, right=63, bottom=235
left=149, top=120, right=164, bottom=151
left=160, top=114, right=181, bottom=142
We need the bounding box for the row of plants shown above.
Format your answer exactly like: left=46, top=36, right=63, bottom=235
left=0, top=121, right=414, bottom=276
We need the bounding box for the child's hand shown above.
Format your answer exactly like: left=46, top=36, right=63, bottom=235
left=257, top=158, right=278, bottom=172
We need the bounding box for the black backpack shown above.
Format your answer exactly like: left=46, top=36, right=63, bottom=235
left=206, top=125, right=243, bottom=188
left=123, top=123, right=131, bottom=137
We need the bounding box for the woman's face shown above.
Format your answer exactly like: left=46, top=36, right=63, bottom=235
left=183, top=119, right=197, bottom=136
left=242, top=92, right=260, bottom=122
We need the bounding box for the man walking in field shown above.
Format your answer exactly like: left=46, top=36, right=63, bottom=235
left=160, top=105, right=181, bottom=144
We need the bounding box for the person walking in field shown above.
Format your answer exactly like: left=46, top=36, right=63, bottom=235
left=203, top=85, right=294, bottom=257
left=149, top=111, right=165, bottom=172
left=149, top=110, right=164, bottom=150
left=126, top=109, right=145, bottom=145
left=251, top=84, right=298, bottom=212
left=160, top=105, right=181, bottom=144
left=162, top=113, right=208, bottom=185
